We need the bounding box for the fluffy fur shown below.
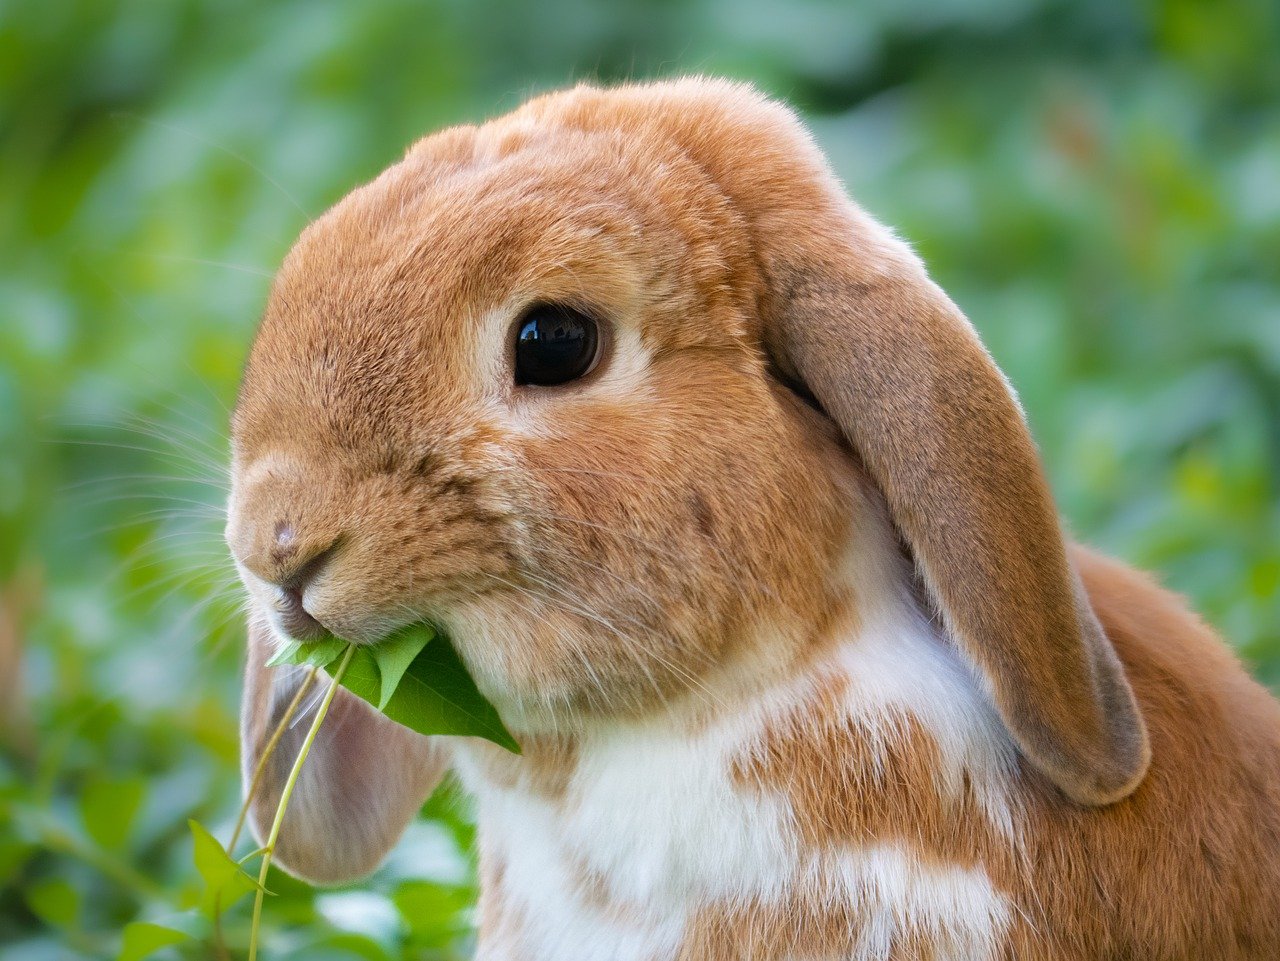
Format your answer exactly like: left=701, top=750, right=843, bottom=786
left=229, top=78, right=1280, bottom=958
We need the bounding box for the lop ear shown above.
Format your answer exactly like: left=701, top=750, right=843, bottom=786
left=559, top=78, right=1150, bottom=804
left=240, top=616, right=450, bottom=884
left=762, top=240, right=1151, bottom=805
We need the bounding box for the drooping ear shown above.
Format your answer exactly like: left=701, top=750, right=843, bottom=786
left=563, top=78, right=1150, bottom=804
left=759, top=241, right=1151, bottom=806
left=240, top=616, right=450, bottom=884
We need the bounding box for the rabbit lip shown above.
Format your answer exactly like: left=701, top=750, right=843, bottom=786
left=276, top=587, right=329, bottom=641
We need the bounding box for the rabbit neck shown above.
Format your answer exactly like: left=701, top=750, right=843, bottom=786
left=455, top=524, right=1021, bottom=961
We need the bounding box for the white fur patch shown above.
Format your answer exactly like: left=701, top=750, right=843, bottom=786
left=564, top=722, right=796, bottom=910
left=458, top=624, right=1017, bottom=958
left=833, top=602, right=1022, bottom=841
left=829, top=844, right=1012, bottom=961
left=458, top=527, right=1019, bottom=959
left=461, top=709, right=787, bottom=960
left=472, top=784, right=684, bottom=961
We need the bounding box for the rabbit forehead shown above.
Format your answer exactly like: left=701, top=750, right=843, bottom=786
left=284, top=112, right=750, bottom=337
left=234, top=120, right=754, bottom=458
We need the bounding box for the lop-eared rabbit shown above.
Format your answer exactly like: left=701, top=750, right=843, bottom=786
left=229, top=78, right=1280, bottom=959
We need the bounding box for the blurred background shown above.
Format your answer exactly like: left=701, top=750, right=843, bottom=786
left=1, top=0, right=1277, bottom=957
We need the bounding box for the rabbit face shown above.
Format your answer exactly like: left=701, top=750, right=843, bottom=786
left=227, top=120, right=860, bottom=731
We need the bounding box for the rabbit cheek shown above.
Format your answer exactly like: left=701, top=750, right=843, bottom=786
left=479, top=371, right=857, bottom=723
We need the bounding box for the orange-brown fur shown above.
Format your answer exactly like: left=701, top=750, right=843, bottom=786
left=230, top=107, right=856, bottom=722
left=720, top=548, right=1280, bottom=958
left=230, top=77, right=1280, bottom=956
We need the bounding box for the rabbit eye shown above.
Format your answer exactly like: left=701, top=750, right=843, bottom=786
left=514, top=304, right=600, bottom=386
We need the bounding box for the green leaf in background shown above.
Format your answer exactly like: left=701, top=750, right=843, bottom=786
left=0, top=836, right=32, bottom=886
left=303, top=932, right=396, bottom=961
left=189, top=819, right=265, bottom=917
left=118, top=921, right=191, bottom=961
left=24, top=877, right=81, bottom=930
left=393, top=880, right=473, bottom=949
left=81, top=776, right=146, bottom=852
left=273, top=626, right=520, bottom=752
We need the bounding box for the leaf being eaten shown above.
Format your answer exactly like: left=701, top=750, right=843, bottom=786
left=269, top=624, right=519, bottom=753
left=266, top=635, right=345, bottom=670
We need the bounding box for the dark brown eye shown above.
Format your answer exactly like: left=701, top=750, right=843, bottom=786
left=514, top=304, right=600, bottom=386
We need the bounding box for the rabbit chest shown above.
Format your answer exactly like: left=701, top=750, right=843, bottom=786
left=454, top=614, right=1024, bottom=961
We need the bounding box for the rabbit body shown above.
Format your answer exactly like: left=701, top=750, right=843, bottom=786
left=229, top=77, right=1280, bottom=960
left=455, top=520, right=1280, bottom=961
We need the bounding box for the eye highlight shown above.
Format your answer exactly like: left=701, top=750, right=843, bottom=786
left=514, top=304, right=600, bottom=387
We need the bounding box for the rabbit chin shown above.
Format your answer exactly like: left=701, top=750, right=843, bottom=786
left=435, top=597, right=729, bottom=735
left=429, top=563, right=828, bottom=736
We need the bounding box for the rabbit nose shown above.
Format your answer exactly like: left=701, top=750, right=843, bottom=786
left=268, top=522, right=335, bottom=584
left=271, top=521, right=301, bottom=567
left=265, top=523, right=338, bottom=640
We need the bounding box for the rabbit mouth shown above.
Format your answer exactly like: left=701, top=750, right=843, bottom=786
left=273, top=586, right=328, bottom=641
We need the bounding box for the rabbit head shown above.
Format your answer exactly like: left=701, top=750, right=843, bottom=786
left=229, top=80, right=1149, bottom=880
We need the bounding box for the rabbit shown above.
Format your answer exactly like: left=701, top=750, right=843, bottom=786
left=227, top=77, right=1280, bottom=960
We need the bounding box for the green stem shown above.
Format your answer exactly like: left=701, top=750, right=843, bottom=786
left=230, top=667, right=318, bottom=854
left=247, top=644, right=354, bottom=961
left=213, top=666, right=317, bottom=961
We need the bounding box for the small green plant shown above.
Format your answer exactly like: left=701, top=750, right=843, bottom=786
left=172, top=626, right=517, bottom=961
left=245, top=643, right=354, bottom=961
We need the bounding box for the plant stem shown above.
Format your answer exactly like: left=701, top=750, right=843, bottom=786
left=214, top=666, right=318, bottom=961
left=230, top=667, right=318, bottom=853
left=247, top=644, right=355, bottom=961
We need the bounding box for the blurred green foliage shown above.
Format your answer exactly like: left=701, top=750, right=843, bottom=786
left=1, top=0, right=1277, bottom=957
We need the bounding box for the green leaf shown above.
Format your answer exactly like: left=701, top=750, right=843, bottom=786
left=189, top=819, right=266, bottom=916
left=393, top=880, right=472, bottom=948
left=328, top=631, right=520, bottom=753
left=118, top=921, right=191, bottom=961
left=334, top=645, right=387, bottom=706
left=0, top=836, right=33, bottom=885
left=302, top=932, right=395, bottom=961
left=81, top=777, right=145, bottom=852
left=24, top=878, right=80, bottom=929
left=370, top=624, right=434, bottom=710
left=266, top=635, right=346, bottom=669
left=264, top=625, right=519, bottom=752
